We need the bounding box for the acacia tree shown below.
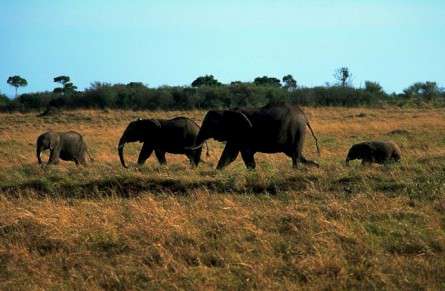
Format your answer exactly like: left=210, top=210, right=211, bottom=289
left=282, top=74, right=297, bottom=91
left=7, top=75, right=28, bottom=98
left=53, top=75, right=77, bottom=95
left=334, top=67, right=352, bottom=87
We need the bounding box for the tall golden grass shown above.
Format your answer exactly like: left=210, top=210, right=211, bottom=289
left=0, top=107, right=444, bottom=289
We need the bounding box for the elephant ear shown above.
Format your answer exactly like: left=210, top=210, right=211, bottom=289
left=223, top=110, right=253, bottom=142
left=49, top=134, right=60, bottom=151
left=140, top=119, right=162, bottom=139
left=150, top=119, right=162, bottom=129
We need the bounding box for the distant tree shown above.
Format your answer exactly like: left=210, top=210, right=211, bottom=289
left=282, top=74, right=297, bottom=91
left=191, top=75, right=221, bottom=87
left=334, top=67, right=352, bottom=87
left=53, top=75, right=77, bottom=95
left=7, top=75, right=28, bottom=98
left=0, top=91, right=9, bottom=106
left=54, top=75, right=70, bottom=85
left=364, top=81, right=384, bottom=95
left=126, top=82, right=146, bottom=88
left=253, top=76, right=281, bottom=87
left=403, top=81, right=440, bottom=101
left=89, top=81, right=111, bottom=90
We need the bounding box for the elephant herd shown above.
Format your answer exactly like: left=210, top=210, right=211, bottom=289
left=36, top=103, right=402, bottom=168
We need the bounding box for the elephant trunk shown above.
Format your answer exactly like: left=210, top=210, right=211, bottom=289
left=195, top=126, right=210, bottom=148
left=185, top=127, right=210, bottom=151
left=345, top=151, right=353, bottom=166
left=37, top=144, right=43, bottom=164
left=118, top=137, right=128, bottom=168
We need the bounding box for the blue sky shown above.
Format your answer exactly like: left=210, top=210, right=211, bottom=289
left=1, top=0, right=444, bottom=95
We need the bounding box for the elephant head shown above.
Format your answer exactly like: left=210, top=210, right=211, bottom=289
left=194, top=110, right=253, bottom=146
left=118, top=119, right=161, bottom=168
left=345, top=143, right=371, bottom=165
left=36, top=132, right=59, bottom=164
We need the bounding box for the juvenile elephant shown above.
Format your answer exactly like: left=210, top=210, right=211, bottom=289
left=36, top=131, right=93, bottom=165
left=118, top=117, right=207, bottom=168
left=346, top=141, right=401, bottom=165
left=190, top=102, right=320, bottom=170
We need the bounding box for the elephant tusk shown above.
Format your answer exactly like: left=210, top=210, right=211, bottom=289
left=185, top=144, right=203, bottom=151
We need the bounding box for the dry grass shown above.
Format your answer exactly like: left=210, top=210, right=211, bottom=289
left=0, top=107, right=444, bottom=290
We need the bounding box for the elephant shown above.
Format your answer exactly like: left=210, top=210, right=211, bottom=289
left=190, top=102, right=320, bottom=170
left=345, top=141, right=401, bottom=165
left=36, top=131, right=93, bottom=165
left=118, top=117, right=208, bottom=168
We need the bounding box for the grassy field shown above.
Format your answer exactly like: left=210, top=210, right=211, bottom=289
left=0, top=107, right=444, bottom=290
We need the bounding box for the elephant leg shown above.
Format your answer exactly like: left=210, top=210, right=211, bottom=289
left=186, top=152, right=195, bottom=167
left=291, top=152, right=300, bottom=168
left=79, top=154, right=87, bottom=166
left=186, top=152, right=197, bottom=167
left=284, top=151, right=298, bottom=168
left=240, top=150, right=256, bottom=169
left=155, top=149, right=167, bottom=165
left=216, top=143, right=240, bottom=170
left=291, top=139, right=305, bottom=168
left=361, top=159, right=372, bottom=166
left=48, top=148, right=61, bottom=165
left=186, top=148, right=201, bottom=168
left=191, top=148, right=203, bottom=167
left=79, top=146, right=88, bottom=166
left=300, top=155, right=319, bottom=167
left=137, top=143, right=153, bottom=165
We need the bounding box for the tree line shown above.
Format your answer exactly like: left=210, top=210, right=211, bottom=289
left=1, top=68, right=444, bottom=112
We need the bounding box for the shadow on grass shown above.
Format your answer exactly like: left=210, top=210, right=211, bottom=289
left=0, top=174, right=313, bottom=199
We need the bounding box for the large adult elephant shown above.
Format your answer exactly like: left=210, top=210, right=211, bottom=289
left=118, top=117, right=207, bottom=168
left=191, top=102, right=320, bottom=169
left=36, top=131, right=93, bottom=165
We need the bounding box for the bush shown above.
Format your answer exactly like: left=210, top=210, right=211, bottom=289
left=0, top=93, right=9, bottom=106
left=0, top=81, right=443, bottom=112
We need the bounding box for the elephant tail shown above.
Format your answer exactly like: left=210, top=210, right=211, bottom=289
left=306, top=120, right=320, bottom=156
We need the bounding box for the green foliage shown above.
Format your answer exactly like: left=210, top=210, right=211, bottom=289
left=403, top=82, right=441, bottom=101
left=282, top=74, right=297, bottom=91
left=0, top=92, right=9, bottom=106
left=364, top=81, right=384, bottom=95
left=53, top=75, right=70, bottom=85
left=6, top=75, right=28, bottom=97
left=191, top=75, right=221, bottom=87
left=334, top=67, right=352, bottom=87
left=0, top=74, right=444, bottom=112
left=53, top=75, right=77, bottom=95
left=254, top=76, right=281, bottom=87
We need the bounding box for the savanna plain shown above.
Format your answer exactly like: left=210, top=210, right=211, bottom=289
left=0, top=106, right=444, bottom=290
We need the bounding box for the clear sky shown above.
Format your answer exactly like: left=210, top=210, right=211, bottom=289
left=1, top=0, right=444, bottom=95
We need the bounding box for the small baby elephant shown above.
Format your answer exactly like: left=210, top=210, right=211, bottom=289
left=346, top=141, right=401, bottom=165
left=36, top=131, right=93, bottom=166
